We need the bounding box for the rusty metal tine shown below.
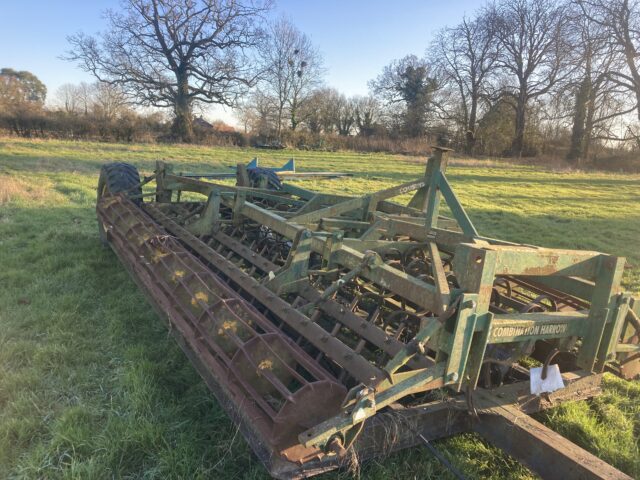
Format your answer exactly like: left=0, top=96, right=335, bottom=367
left=204, top=299, right=314, bottom=386
left=147, top=204, right=384, bottom=384
left=145, top=205, right=349, bottom=382
left=120, top=206, right=320, bottom=406
left=229, top=342, right=298, bottom=404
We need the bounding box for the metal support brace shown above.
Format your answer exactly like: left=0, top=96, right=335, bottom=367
left=186, top=190, right=222, bottom=236
left=232, top=191, right=246, bottom=226
left=473, top=389, right=633, bottom=480
left=155, top=161, right=173, bottom=202
left=321, top=231, right=344, bottom=269
left=423, top=148, right=449, bottom=227
left=263, top=229, right=313, bottom=294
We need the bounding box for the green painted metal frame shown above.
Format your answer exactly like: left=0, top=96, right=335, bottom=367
left=146, top=147, right=639, bottom=451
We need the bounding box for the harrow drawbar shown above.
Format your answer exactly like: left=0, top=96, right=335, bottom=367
left=96, top=149, right=639, bottom=479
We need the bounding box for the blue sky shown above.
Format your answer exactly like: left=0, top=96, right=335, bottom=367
left=0, top=0, right=483, bottom=121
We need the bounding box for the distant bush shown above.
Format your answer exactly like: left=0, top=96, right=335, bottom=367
left=592, top=150, right=640, bottom=172
left=0, top=109, right=168, bottom=142
left=271, top=130, right=434, bottom=155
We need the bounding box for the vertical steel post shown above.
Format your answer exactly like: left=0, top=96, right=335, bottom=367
left=423, top=147, right=451, bottom=228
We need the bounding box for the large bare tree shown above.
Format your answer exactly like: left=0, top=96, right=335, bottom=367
left=491, top=0, right=573, bottom=157
left=257, top=17, right=324, bottom=136
left=431, top=12, right=498, bottom=154
left=66, top=0, right=270, bottom=142
left=577, top=0, right=640, bottom=122
left=565, top=5, right=633, bottom=163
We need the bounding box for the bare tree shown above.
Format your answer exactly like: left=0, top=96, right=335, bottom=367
left=353, top=95, right=381, bottom=136
left=301, top=87, right=338, bottom=134
left=55, top=81, right=128, bottom=119
left=55, top=83, right=82, bottom=114
left=66, top=0, right=270, bottom=142
left=54, top=82, right=98, bottom=115
left=320, top=90, right=356, bottom=135
left=300, top=89, right=357, bottom=135
left=92, top=83, right=129, bottom=120
left=335, top=95, right=356, bottom=136
left=565, top=5, right=633, bottom=163
left=577, top=0, right=640, bottom=122
left=370, top=55, right=438, bottom=137
left=257, top=17, right=324, bottom=136
left=237, top=89, right=276, bottom=135
left=490, top=0, right=573, bottom=157
left=75, top=82, right=94, bottom=115
left=430, top=12, right=498, bottom=154
left=236, top=99, right=258, bottom=134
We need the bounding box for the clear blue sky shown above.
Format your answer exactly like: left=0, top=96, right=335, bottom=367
left=0, top=0, right=483, bottom=121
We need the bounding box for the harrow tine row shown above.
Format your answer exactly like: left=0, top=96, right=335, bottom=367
left=144, top=204, right=388, bottom=386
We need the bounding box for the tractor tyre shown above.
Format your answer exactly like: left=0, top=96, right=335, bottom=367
left=97, top=162, right=142, bottom=245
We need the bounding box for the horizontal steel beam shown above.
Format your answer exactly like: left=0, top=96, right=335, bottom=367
left=473, top=387, right=632, bottom=480
left=487, top=311, right=589, bottom=343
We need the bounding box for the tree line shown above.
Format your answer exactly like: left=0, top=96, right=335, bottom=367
left=0, top=72, right=168, bottom=142
left=242, top=0, right=640, bottom=164
left=2, top=0, right=640, bottom=166
left=431, top=0, right=640, bottom=162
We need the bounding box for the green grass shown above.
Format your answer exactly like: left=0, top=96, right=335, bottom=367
left=0, top=137, right=638, bottom=479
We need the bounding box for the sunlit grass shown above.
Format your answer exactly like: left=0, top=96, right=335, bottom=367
left=0, top=136, right=638, bottom=479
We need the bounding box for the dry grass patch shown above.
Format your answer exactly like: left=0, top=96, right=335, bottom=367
left=0, top=175, right=57, bottom=205
left=1, top=176, right=31, bottom=204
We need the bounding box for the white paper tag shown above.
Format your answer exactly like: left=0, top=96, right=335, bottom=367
left=530, top=364, right=564, bottom=396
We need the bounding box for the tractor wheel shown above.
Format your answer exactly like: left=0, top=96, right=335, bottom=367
left=97, top=162, right=142, bottom=245
left=247, top=167, right=283, bottom=190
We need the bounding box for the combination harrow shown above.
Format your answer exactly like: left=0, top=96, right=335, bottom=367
left=96, top=148, right=640, bottom=479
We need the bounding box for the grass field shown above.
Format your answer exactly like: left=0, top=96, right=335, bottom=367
left=0, top=137, right=639, bottom=479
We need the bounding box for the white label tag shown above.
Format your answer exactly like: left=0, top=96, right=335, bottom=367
left=530, top=364, right=565, bottom=395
